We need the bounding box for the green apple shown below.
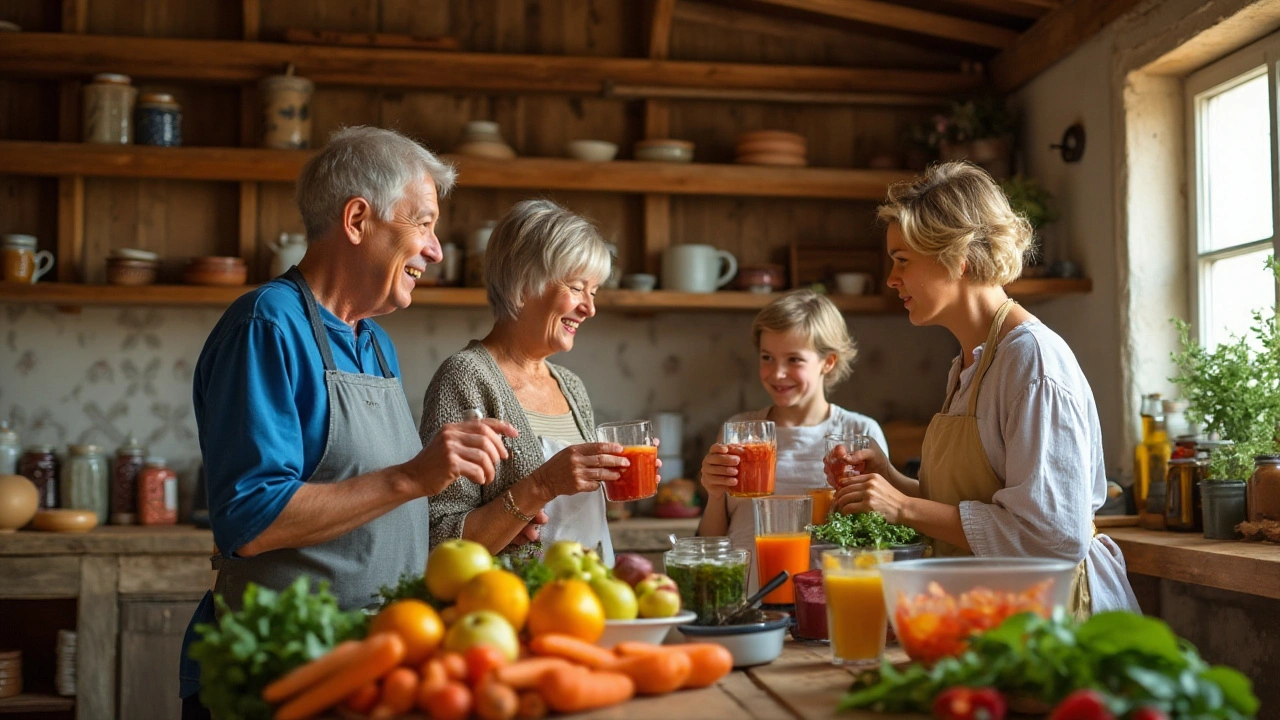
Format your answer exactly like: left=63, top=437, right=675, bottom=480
left=582, top=550, right=609, bottom=583
left=442, top=610, right=521, bottom=662
left=543, top=540, right=586, bottom=579
left=590, top=576, right=639, bottom=620
left=426, top=539, right=494, bottom=602
left=634, top=573, right=678, bottom=599
left=637, top=588, right=681, bottom=619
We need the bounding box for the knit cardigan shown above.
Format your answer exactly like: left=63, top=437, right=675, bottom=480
left=419, top=340, right=597, bottom=548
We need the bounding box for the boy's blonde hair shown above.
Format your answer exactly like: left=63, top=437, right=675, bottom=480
left=752, top=289, right=857, bottom=389
left=876, top=161, right=1034, bottom=286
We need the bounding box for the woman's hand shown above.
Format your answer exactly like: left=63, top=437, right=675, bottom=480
left=700, top=443, right=739, bottom=496
left=823, top=440, right=893, bottom=489
left=833, top=472, right=911, bottom=525
left=531, top=442, right=628, bottom=500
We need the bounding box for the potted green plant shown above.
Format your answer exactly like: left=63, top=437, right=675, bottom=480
left=933, top=95, right=1017, bottom=179
left=1000, top=176, right=1059, bottom=234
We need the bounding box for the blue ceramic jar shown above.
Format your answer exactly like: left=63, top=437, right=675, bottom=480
left=135, top=92, right=182, bottom=147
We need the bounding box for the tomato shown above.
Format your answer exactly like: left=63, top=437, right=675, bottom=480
left=1048, top=689, right=1115, bottom=720
left=465, top=644, right=510, bottom=685
left=932, top=686, right=1007, bottom=720
left=422, top=680, right=473, bottom=720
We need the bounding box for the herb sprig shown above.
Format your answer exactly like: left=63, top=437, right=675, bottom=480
left=808, top=510, right=920, bottom=549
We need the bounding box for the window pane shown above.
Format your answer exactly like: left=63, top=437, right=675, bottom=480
left=1202, top=248, right=1276, bottom=349
left=1202, top=72, right=1273, bottom=252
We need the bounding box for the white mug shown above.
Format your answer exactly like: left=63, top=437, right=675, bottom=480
left=661, top=244, right=738, bottom=293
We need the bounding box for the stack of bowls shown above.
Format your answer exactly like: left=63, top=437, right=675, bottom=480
left=56, top=630, right=76, bottom=697
left=635, top=139, right=694, bottom=163
left=183, top=256, right=247, bottom=286
left=735, top=131, right=807, bottom=166
left=453, top=121, right=517, bottom=160
left=106, top=248, right=160, bottom=286
left=0, top=650, right=20, bottom=699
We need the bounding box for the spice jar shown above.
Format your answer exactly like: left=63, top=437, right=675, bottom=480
left=1247, top=455, right=1280, bottom=522
left=19, top=446, right=59, bottom=509
left=135, top=92, right=182, bottom=147
left=259, top=72, right=314, bottom=149
left=137, top=457, right=178, bottom=525
left=664, top=536, right=748, bottom=624
left=1164, top=457, right=1204, bottom=532
left=111, top=435, right=147, bottom=525
left=0, top=422, right=19, bottom=475
left=82, top=73, right=137, bottom=144
left=63, top=445, right=109, bottom=523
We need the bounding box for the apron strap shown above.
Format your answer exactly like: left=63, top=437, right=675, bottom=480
left=283, top=267, right=338, bottom=373
left=966, top=299, right=1017, bottom=416
left=370, top=333, right=394, bottom=379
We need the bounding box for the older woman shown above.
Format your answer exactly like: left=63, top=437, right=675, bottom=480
left=420, top=199, right=632, bottom=559
left=829, top=162, right=1139, bottom=616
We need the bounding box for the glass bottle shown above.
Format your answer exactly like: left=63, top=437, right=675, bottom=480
left=663, top=536, right=748, bottom=624
left=111, top=434, right=147, bottom=525
left=0, top=422, right=19, bottom=475
left=64, top=445, right=109, bottom=523
left=1135, top=416, right=1171, bottom=516
left=137, top=457, right=178, bottom=525
left=19, top=445, right=59, bottom=509
left=1247, top=455, right=1280, bottom=523
left=1164, top=457, right=1203, bottom=532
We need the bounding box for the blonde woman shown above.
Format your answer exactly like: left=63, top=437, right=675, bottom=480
left=830, top=161, right=1138, bottom=616
left=699, top=289, right=887, bottom=591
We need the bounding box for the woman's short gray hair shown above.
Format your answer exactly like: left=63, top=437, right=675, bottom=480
left=485, top=199, right=611, bottom=322
left=296, top=126, right=457, bottom=239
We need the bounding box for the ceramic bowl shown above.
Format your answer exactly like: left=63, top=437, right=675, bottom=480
left=31, top=509, right=99, bottom=533
left=620, top=273, right=656, bottom=292
left=735, top=138, right=806, bottom=158
left=106, top=258, right=159, bottom=286
left=635, top=139, right=694, bottom=163
left=565, top=140, right=618, bottom=162
left=736, top=152, right=807, bottom=167
left=734, top=264, right=785, bottom=293
left=674, top=610, right=789, bottom=667
left=184, top=257, right=247, bottom=286
left=833, top=272, right=874, bottom=296
left=736, top=130, right=805, bottom=146
left=0, top=475, right=39, bottom=533
left=454, top=141, right=517, bottom=160
left=108, top=247, right=160, bottom=262
left=596, top=610, right=696, bottom=649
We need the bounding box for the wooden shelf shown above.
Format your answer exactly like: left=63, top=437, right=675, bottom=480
left=0, top=142, right=911, bottom=201
left=0, top=693, right=75, bottom=714
left=0, top=279, right=1090, bottom=312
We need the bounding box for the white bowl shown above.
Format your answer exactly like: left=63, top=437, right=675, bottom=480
left=597, top=610, right=696, bottom=648
left=566, top=140, right=618, bottom=162
left=673, top=610, right=789, bottom=667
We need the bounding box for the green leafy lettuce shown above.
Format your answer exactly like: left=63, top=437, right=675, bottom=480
left=808, top=510, right=921, bottom=549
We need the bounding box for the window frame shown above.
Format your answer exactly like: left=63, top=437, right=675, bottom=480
left=1185, top=31, right=1280, bottom=346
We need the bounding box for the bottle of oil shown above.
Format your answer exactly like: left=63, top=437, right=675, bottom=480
left=1134, top=393, right=1165, bottom=516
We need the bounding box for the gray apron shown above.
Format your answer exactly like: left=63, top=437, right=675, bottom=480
left=210, top=267, right=430, bottom=610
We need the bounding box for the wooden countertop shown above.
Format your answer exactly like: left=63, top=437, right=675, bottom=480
left=1107, top=526, right=1280, bottom=600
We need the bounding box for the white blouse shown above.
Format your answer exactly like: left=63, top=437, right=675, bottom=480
left=943, top=321, right=1139, bottom=613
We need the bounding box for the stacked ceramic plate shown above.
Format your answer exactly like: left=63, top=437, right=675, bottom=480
left=0, top=650, right=21, bottom=699
left=56, top=630, right=76, bottom=697
left=735, top=130, right=807, bottom=167
left=453, top=121, right=517, bottom=160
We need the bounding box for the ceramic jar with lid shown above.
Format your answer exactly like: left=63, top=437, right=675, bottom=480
left=0, top=422, right=19, bottom=475
left=2, top=234, right=55, bottom=285
left=111, top=435, right=147, bottom=525
left=1247, top=454, right=1280, bottom=522
left=83, top=73, right=137, bottom=144
left=135, top=92, right=182, bottom=147
left=138, top=457, right=178, bottom=525
left=18, top=446, right=59, bottom=509
left=64, top=445, right=109, bottom=523
left=260, top=73, right=314, bottom=149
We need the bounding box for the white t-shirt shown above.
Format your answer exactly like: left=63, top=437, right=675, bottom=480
left=719, top=405, right=888, bottom=593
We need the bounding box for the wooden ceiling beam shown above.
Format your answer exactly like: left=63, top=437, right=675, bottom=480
left=937, top=0, right=1056, bottom=21
left=990, top=0, right=1144, bottom=91
left=748, top=0, right=1020, bottom=48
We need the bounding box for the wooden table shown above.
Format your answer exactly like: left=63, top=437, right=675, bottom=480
left=1107, top=526, right=1280, bottom=599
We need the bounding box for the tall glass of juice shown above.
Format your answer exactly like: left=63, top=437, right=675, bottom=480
left=822, top=548, right=892, bottom=667
left=596, top=420, right=658, bottom=502
left=824, top=433, right=872, bottom=487
left=724, top=420, right=776, bottom=497
left=752, top=494, right=812, bottom=605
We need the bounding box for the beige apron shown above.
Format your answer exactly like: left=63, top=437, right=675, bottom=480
left=917, top=299, right=1091, bottom=619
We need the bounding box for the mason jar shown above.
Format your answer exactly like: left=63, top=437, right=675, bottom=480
left=664, top=536, right=748, bottom=624
left=64, top=445, right=109, bottom=522
left=1248, top=454, right=1280, bottom=523
left=0, top=421, right=19, bottom=475
left=83, top=73, right=137, bottom=144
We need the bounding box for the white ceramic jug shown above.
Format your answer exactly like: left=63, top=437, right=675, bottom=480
left=268, top=232, right=308, bottom=278
left=661, top=244, right=738, bottom=293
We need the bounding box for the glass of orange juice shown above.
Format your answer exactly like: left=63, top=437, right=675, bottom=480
left=596, top=421, right=658, bottom=502
left=824, top=433, right=872, bottom=487
left=809, top=487, right=836, bottom=524
left=725, top=420, right=776, bottom=497
left=822, top=548, right=892, bottom=667
left=753, top=495, right=812, bottom=605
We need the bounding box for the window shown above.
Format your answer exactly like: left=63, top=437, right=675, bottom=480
left=1187, top=33, right=1280, bottom=349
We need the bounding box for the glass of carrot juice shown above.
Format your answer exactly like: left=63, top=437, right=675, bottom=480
left=724, top=420, right=776, bottom=497
left=822, top=548, right=893, bottom=667
left=752, top=494, right=812, bottom=605
left=596, top=420, right=658, bottom=502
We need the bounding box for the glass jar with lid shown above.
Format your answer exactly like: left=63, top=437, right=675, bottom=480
left=135, top=92, right=182, bottom=147
left=111, top=434, right=147, bottom=525
left=83, top=73, right=137, bottom=144
left=19, top=445, right=59, bottom=509
left=138, top=457, right=177, bottom=525
left=1164, top=457, right=1204, bottom=532
left=64, top=445, right=109, bottom=522
left=664, top=536, right=748, bottom=625
left=0, top=421, right=19, bottom=475
left=1247, top=455, right=1280, bottom=522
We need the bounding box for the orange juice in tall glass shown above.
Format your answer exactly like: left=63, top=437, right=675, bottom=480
left=823, top=548, right=892, bottom=667
left=809, top=488, right=835, bottom=524
left=725, top=420, right=776, bottom=498
left=753, top=495, right=812, bottom=605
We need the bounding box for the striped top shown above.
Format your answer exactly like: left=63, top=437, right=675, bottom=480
left=523, top=408, right=590, bottom=446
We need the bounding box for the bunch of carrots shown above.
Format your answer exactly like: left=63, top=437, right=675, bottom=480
left=261, top=630, right=734, bottom=720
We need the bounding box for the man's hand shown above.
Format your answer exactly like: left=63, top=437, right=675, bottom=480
left=403, top=418, right=518, bottom=497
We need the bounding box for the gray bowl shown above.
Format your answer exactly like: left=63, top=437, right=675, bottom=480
left=673, top=610, right=789, bottom=667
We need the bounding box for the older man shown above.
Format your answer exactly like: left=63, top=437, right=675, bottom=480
left=179, top=126, right=515, bottom=717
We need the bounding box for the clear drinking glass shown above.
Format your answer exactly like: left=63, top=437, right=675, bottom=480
left=822, top=548, right=893, bottom=667
left=753, top=494, right=812, bottom=606
left=824, top=433, right=872, bottom=487
left=596, top=420, right=658, bottom=502
left=724, top=420, right=776, bottom=497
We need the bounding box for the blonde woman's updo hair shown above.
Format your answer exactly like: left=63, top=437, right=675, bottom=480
left=876, top=161, right=1034, bottom=286
left=485, top=199, right=612, bottom=322
left=752, top=289, right=857, bottom=389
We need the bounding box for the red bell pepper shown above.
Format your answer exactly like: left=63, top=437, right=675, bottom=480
left=932, top=686, right=1007, bottom=720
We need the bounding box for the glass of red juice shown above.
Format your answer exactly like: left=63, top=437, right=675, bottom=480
left=824, top=433, right=872, bottom=487
left=724, top=420, right=776, bottom=498
left=596, top=420, right=658, bottom=502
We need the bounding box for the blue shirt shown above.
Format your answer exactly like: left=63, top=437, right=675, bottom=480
left=193, top=277, right=402, bottom=556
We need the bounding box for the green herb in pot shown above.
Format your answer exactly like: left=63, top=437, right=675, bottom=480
left=808, top=510, right=920, bottom=549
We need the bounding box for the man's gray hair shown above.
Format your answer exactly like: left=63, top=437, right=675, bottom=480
left=296, top=126, right=457, bottom=239
left=485, top=199, right=612, bottom=322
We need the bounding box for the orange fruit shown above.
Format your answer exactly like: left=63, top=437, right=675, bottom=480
left=526, top=578, right=606, bottom=642
left=370, top=599, right=445, bottom=665
left=456, top=569, right=530, bottom=631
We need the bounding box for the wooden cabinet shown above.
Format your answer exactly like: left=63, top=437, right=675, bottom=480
left=118, top=599, right=203, bottom=720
